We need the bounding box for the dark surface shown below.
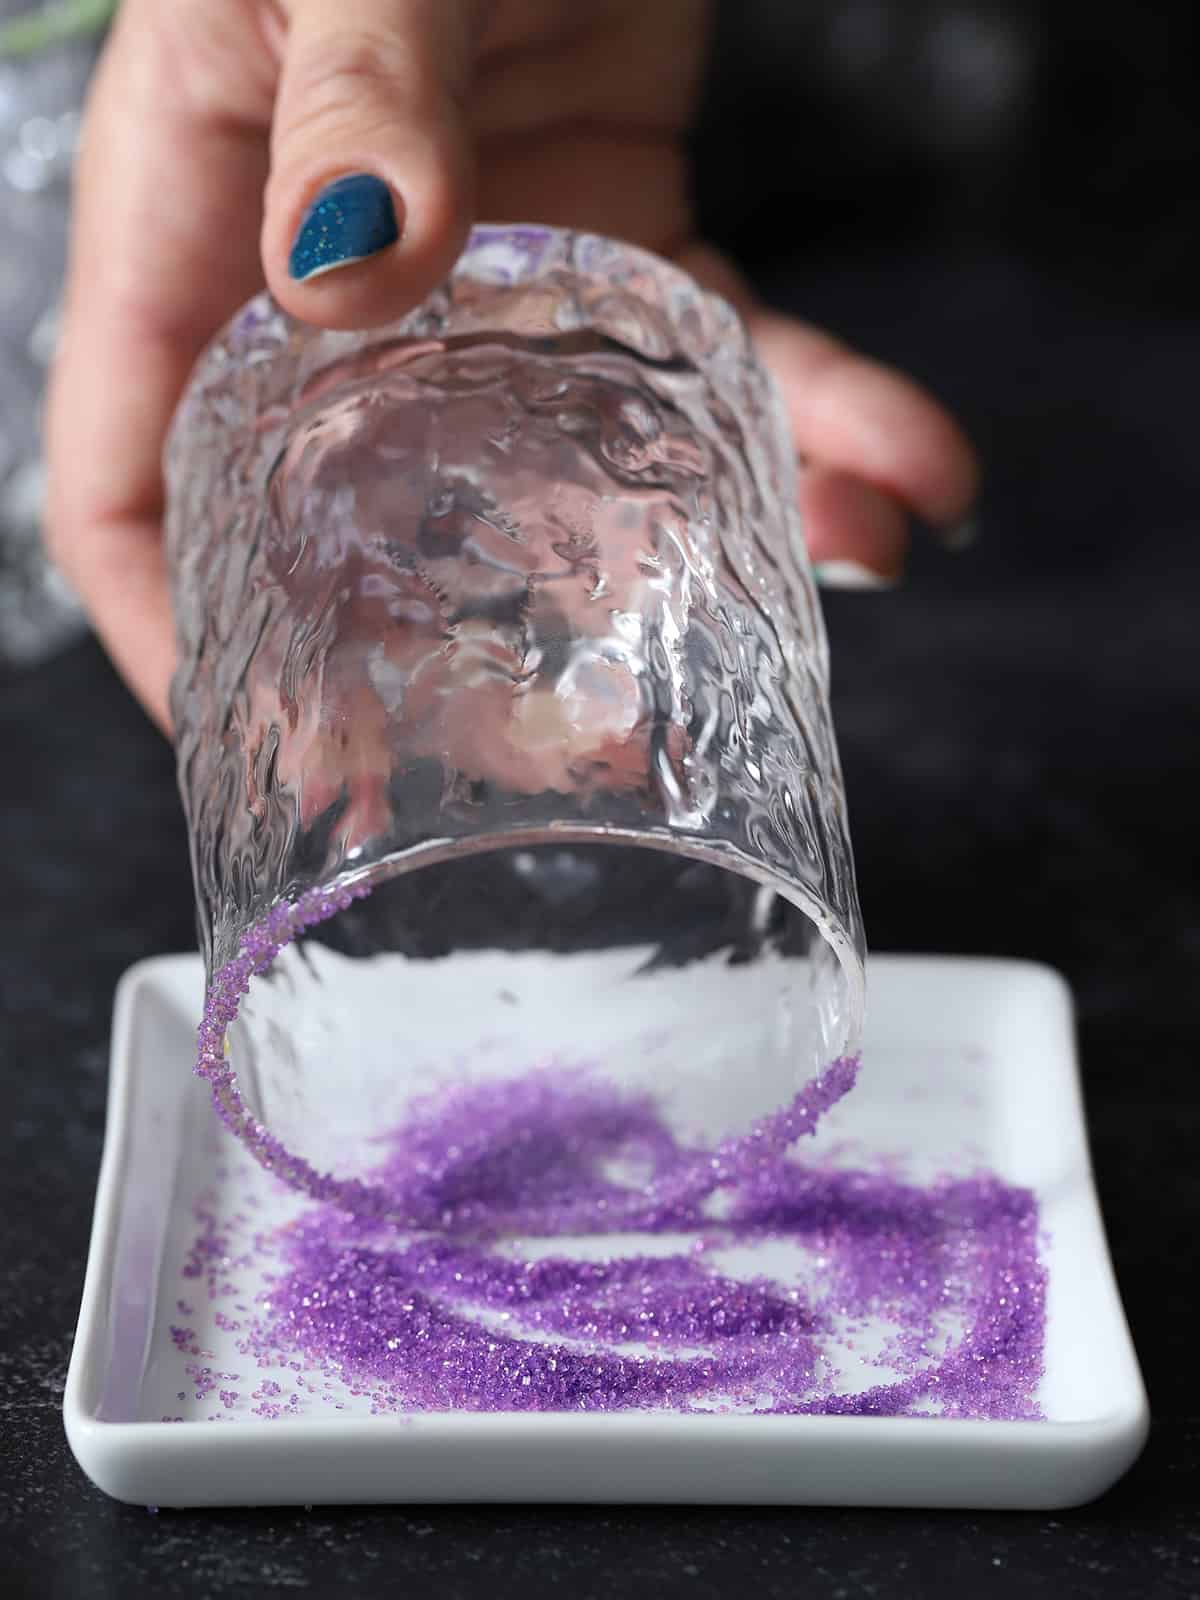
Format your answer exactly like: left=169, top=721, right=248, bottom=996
left=2, top=243, right=1197, bottom=1599
left=4, top=1, right=1200, bottom=1593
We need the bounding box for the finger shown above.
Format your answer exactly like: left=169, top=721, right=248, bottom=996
left=802, top=467, right=909, bottom=587
left=45, top=0, right=275, bottom=729
left=264, top=0, right=480, bottom=328
left=753, top=308, right=980, bottom=530
left=680, top=244, right=980, bottom=532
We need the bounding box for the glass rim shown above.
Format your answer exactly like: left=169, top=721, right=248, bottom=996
left=198, top=825, right=865, bottom=1222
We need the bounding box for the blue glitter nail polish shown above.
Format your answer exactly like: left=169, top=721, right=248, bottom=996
left=288, top=175, right=399, bottom=282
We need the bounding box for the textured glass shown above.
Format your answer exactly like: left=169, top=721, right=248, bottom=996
left=166, top=224, right=866, bottom=1210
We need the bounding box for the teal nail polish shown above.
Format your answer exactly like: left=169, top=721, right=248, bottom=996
left=288, top=174, right=399, bottom=282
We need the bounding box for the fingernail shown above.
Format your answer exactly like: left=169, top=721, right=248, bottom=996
left=813, top=560, right=900, bottom=591
left=288, top=174, right=400, bottom=282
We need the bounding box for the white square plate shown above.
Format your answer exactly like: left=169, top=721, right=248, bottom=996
left=63, top=955, right=1147, bottom=1509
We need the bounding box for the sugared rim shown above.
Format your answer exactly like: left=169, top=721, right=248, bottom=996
left=195, top=831, right=864, bottom=1224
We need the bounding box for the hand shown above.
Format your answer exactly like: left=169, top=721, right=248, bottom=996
left=45, top=0, right=979, bottom=731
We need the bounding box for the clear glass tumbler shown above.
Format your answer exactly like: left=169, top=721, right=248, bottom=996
left=166, top=224, right=866, bottom=1221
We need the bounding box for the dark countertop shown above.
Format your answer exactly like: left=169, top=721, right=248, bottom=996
left=2, top=247, right=1197, bottom=1599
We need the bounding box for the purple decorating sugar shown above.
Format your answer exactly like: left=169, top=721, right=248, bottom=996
left=194, top=886, right=375, bottom=1212
left=220, top=1071, right=1045, bottom=1419
left=181, top=886, right=1047, bottom=1421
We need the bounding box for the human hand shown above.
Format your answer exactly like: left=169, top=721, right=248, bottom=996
left=46, top=0, right=978, bottom=732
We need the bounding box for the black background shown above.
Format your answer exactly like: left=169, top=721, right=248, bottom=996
left=2, top=2, right=1198, bottom=1594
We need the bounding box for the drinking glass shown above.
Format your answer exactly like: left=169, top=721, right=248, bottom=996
left=166, top=224, right=866, bottom=1221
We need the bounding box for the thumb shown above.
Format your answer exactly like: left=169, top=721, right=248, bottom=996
left=263, top=0, right=480, bottom=329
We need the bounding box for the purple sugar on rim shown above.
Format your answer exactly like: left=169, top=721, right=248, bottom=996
left=194, top=884, right=381, bottom=1213
left=194, top=882, right=860, bottom=1223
